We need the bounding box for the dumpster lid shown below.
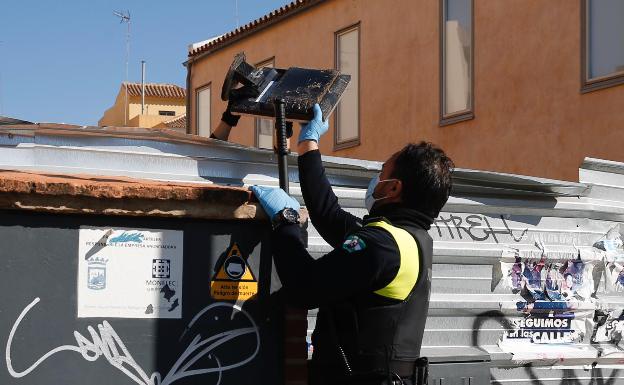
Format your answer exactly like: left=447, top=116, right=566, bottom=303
left=0, top=123, right=591, bottom=198
left=450, top=168, right=590, bottom=198
left=581, top=157, right=624, bottom=175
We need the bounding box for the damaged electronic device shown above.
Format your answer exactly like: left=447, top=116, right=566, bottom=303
left=221, top=52, right=351, bottom=122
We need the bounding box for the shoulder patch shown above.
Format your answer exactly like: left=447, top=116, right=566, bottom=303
left=342, top=235, right=367, bottom=253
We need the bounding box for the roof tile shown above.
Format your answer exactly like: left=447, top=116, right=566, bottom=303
left=123, top=82, right=186, bottom=99
left=188, top=0, right=325, bottom=58
left=163, top=114, right=187, bottom=129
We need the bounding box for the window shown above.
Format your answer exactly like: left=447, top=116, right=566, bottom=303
left=159, top=110, right=175, bottom=116
left=196, top=84, right=211, bottom=137
left=581, top=0, right=624, bottom=92
left=255, top=58, right=275, bottom=149
left=335, top=24, right=360, bottom=149
left=256, top=118, right=273, bottom=149
left=440, top=0, right=474, bottom=125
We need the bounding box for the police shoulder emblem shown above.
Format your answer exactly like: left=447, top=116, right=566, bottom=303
left=342, top=235, right=367, bottom=253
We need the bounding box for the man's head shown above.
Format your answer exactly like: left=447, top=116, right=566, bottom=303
left=369, top=142, right=454, bottom=218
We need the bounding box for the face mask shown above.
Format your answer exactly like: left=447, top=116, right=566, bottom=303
left=365, top=173, right=398, bottom=212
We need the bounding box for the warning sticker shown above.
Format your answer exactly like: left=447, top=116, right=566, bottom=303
left=210, top=243, right=258, bottom=301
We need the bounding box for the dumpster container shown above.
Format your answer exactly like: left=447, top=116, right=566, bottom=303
left=0, top=124, right=301, bottom=385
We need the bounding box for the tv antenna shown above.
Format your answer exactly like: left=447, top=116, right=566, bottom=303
left=113, top=10, right=131, bottom=125
left=235, top=0, right=240, bottom=29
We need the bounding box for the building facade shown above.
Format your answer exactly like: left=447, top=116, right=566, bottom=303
left=185, top=0, right=624, bottom=181
left=99, top=82, right=187, bottom=132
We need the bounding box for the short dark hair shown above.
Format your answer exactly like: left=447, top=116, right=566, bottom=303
left=391, top=142, right=454, bottom=218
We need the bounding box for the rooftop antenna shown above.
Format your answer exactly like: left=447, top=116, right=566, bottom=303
left=235, top=0, right=239, bottom=29
left=114, top=10, right=131, bottom=126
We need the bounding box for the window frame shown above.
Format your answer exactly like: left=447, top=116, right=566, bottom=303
left=580, top=0, right=624, bottom=93
left=195, top=82, right=212, bottom=136
left=254, top=57, right=276, bottom=149
left=334, top=22, right=361, bottom=150
left=439, top=0, right=475, bottom=126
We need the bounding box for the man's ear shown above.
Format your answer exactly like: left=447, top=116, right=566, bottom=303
left=390, top=179, right=403, bottom=199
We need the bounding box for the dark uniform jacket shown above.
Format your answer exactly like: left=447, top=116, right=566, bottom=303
left=272, top=150, right=434, bottom=385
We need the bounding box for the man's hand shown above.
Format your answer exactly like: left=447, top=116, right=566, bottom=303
left=298, top=104, right=328, bottom=144
left=250, top=186, right=300, bottom=220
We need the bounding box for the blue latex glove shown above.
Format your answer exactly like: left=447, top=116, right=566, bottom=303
left=250, top=186, right=301, bottom=220
left=298, top=103, right=329, bottom=144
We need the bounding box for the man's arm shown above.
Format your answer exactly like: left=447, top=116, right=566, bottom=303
left=298, top=148, right=360, bottom=248
left=209, top=103, right=241, bottom=141
left=297, top=105, right=361, bottom=248
left=271, top=223, right=399, bottom=309
left=210, top=120, right=233, bottom=141
left=297, top=140, right=318, bottom=154
left=249, top=185, right=398, bottom=308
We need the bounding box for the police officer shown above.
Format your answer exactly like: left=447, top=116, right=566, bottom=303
left=244, top=105, right=453, bottom=385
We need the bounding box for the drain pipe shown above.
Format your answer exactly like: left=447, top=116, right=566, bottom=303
left=184, top=59, right=192, bottom=134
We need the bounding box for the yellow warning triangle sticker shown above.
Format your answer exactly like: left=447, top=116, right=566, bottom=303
left=213, top=243, right=256, bottom=282
left=211, top=243, right=258, bottom=301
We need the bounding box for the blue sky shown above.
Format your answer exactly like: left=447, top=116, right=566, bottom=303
left=0, top=0, right=289, bottom=125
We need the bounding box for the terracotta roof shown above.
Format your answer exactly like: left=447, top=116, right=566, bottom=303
left=188, top=0, right=325, bottom=58
left=123, top=82, right=186, bottom=99
left=163, top=114, right=187, bottom=129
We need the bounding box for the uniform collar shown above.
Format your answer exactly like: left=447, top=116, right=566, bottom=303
left=364, top=203, right=434, bottom=231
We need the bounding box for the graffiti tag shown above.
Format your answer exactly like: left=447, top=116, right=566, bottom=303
left=6, top=297, right=260, bottom=385
left=434, top=214, right=529, bottom=243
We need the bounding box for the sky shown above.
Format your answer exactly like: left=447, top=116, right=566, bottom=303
left=0, top=0, right=290, bottom=126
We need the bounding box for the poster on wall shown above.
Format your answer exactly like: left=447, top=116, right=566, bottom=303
left=591, top=226, right=624, bottom=350
left=595, top=227, right=624, bottom=293
left=603, top=254, right=624, bottom=293
left=495, top=247, right=598, bottom=358
left=591, top=308, right=624, bottom=346
left=77, top=227, right=183, bottom=319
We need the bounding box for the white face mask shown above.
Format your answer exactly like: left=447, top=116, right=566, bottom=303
left=365, top=173, right=399, bottom=212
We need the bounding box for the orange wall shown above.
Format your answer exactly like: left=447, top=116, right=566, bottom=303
left=99, top=88, right=185, bottom=128
left=98, top=89, right=127, bottom=127
left=188, top=0, right=624, bottom=181
left=127, top=96, right=186, bottom=121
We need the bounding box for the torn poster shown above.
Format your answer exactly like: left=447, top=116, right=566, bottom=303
left=499, top=252, right=595, bottom=314
left=594, top=226, right=624, bottom=293
left=591, top=308, right=624, bottom=347
left=496, top=248, right=597, bottom=359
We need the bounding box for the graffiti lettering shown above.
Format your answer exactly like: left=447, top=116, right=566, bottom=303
left=434, top=214, right=528, bottom=243
left=6, top=297, right=260, bottom=385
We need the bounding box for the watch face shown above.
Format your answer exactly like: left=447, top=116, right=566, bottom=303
left=283, top=208, right=300, bottom=223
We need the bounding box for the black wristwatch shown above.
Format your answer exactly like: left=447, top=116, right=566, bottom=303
left=272, top=208, right=300, bottom=229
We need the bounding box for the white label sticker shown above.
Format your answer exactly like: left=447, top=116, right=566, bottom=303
left=77, top=227, right=183, bottom=319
